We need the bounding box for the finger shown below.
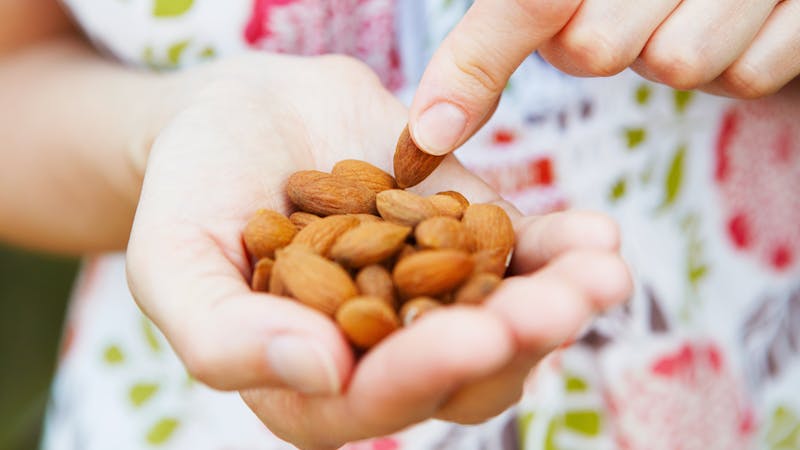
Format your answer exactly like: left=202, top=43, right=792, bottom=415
left=243, top=308, right=516, bottom=448
left=705, top=0, right=800, bottom=98
left=539, top=0, right=681, bottom=76
left=635, top=0, right=779, bottom=90
left=409, top=0, right=581, bottom=156
left=435, top=250, right=632, bottom=423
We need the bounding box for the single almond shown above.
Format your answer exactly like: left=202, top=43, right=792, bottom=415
left=243, top=209, right=297, bottom=260
left=472, top=247, right=511, bottom=277
left=251, top=258, right=274, bottom=292
left=336, top=296, right=399, bottom=349
left=376, top=189, right=438, bottom=227
left=355, top=265, right=396, bottom=307
left=415, top=216, right=472, bottom=251
left=462, top=204, right=515, bottom=253
left=399, top=297, right=441, bottom=326
left=349, top=213, right=382, bottom=223
left=269, top=268, right=288, bottom=297
left=428, top=194, right=465, bottom=219
left=437, top=191, right=470, bottom=210
left=292, top=214, right=360, bottom=256
left=289, top=212, right=320, bottom=230
left=393, top=125, right=446, bottom=188
left=286, top=170, right=377, bottom=216
left=332, top=159, right=397, bottom=193
left=330, top=221, right=411, bottom=268
left=274, top=246, right=357, bottom=315
left=393, top=249, right=474, bottom=298
left=454, top=273, right=502, bottom=305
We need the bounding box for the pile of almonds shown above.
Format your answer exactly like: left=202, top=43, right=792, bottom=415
left=242, top=127, right=515, bottom=350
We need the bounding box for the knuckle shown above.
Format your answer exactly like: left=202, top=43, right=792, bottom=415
left=644, top=44, right=709, bottom=90
left=447, top=39, right=507, bottom=96
left=721, top=62, right=780, bottom=99
left=561, top=28, right=632, bottom=76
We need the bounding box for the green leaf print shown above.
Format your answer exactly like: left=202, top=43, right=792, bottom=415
left=564, top=375, right=589, bottom=392
left=141, top=317, right=161, bottom=353
left=767, top=406, right=800, bottom=450
left=153, top=0, right=194, bottom=18
left=674, top=90, right=694, bottom=114
left=198, top=46, right=216, bottom=60
left=103, top=345, right=125, bottom=364
left=660, top=145, right=686, bottom=209
left=167, top=40, right=191, bottom=66
left=609, top=177, right=627, bottom=202
left=130, top=382, right=159, bottom=408
left=564, top=410, right=601, bottom=436
left=146, top=418, right=180, bottom=445
left=518, top=412, right=534, bottom=450
left=635, top=84, right=651, bottom=105
left=625, top=128, right=647, bottom=149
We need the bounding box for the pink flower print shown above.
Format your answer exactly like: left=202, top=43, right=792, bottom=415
left=341, top=437, right=400, bottom=450
left=714, top=98, right=800, bottom=272
left=606, top=341, right=755, bottom=450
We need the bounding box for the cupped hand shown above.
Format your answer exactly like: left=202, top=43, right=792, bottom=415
left=409, top=0, right=800, bottom=156
left=126, top=53, right=632, bottom=450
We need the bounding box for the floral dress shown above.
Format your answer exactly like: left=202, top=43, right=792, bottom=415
left=45, top=1, right=800, bottom=449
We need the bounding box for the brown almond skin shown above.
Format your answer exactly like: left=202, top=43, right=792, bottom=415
left=274, top=246, right=358, bottom=315
left=376, top=189, right=438, bottom=227
left=332, top=159, right=397, bottom=193
left=286, top=170, right=377, bottom=216
left=336, top=296, right=399, bottom=349
left=349, top=213, right=382, bottom=223
left=269, top=268, right=288, bottom=297
left=437, top=191, right=470, bottom=210
left=292, top=214, right=360, bottom=256
left=355, top=265, right=396, bottom=307
left=243, top=209, right=297, bottom=260
left=330, top=221, right=411, bottom=268
left=251, top=258, right=274, bottom=292
left=454, top=273, right=502, bottom=305
left=399, top=297, right=441, bottom=326
left=415, top=216, right=471, bottom=251
left=289, top=212, right=321, bottom=230
left=472, top=247, right=511, bottom=277
left=393, top=249, right=474, bottom=298
left=393, top=125, right=446, bottom=188
left=462, top=204, right=515, bottom=253
left=428, top=194, right=465, bottom=219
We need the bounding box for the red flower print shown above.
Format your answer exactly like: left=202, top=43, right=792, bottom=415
left=243, top=0, right=403, bottom=90
left=606, top=340, right=755, bottom=450
left=341, top=438, right=400, bottom=450
left=714, top=98, right=800, bottom=272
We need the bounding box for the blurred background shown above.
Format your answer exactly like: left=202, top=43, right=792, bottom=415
left=0, top=245, right=77, bottom=450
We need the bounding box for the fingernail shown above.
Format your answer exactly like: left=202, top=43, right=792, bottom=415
left=267, top=335, right=340, bottom=394
left=413, top=102, right=467, bottom=155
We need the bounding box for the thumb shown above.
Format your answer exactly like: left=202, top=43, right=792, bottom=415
left=409, top=0, right=581, bottom=155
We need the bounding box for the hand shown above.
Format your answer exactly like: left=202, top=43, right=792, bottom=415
left=126, top=53, right=632, bottom=450
left=409, top=0, right=800, bottom=156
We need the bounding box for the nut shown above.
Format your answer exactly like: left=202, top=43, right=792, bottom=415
left=393, top=249, right=474, bottom=298
left=355, top=265, right=396, bottom=307
left=393, top=125, right=446, bottom=188
left=436, top=191, right=469, bottom=210
left=289, top=212, right=321, bottom=230
left=330, top=221, right=411, bottom=268
left=332, top=159, right=397, bottom=193
left=336, top=296, right=399, bottom=349
left=454, top=273, right=502, bottom=305
left=349, top=213, right=383, bottom=223
left=415, top=216, right=472, bottom=251
left=274, top=245, right=357, bottom=315
left=251, top=258, right=274, bottom=292
left=472, top=247, right=511, bottom=277
left=376, top=189, right=438, bottom=227
left=292, top=214, right=360, bottom=256
left=462, top=204, right=515, bottom=253
left=243, top=209, right=297, bottom=259
left=286, top=170, right=377, bottom=216
left=399, top=297, right=441, bottom=325
left=428, top=194, right=465, bottom=219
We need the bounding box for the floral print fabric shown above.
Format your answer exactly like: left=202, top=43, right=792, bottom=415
left=47, top=0, right=800, bottom=449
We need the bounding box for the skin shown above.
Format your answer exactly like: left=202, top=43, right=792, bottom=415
left=409, top=0, right=800, bottom=156
left=1, top=2, right=632, bottom=449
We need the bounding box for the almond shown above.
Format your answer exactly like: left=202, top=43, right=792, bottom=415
left=462, top=204, right=515, bottom=253
left=274, top=245, right=357, bottom=315
left=376, top=189, right=438, bottom=227
left=355, top=265, right=396, bottom=307
left=269, top=268, right=288, bottom=297
left=428, top=194, right=465, bottom=219
left=415, top=216, right=472, bottom=251
left=393, top=125, right=446, bottom=188
left=399, top=297, right=441, bottom=325
left=286, top=170, right=376, bottom=216
left=243, top=209, right=297, bottom=259
left=393, top=249, right=474, bottom=298
left=336, top=296, right=399, bottom=349
left=332, top=159, right=397, bottom=193
left=454, top=273, right=502, bottom=305
left=349, top=213, right=382, bottom=223
left=289, top=212, right=320, bottom=230
left=251, top=258, right=274, bottom=292
left=437, top=191, right=470, bottom=210
left=292, top=214, right=360, bottom=256
left=330, top=221, right=411, bottom=268
left=472, top=247, right=511, bottom=277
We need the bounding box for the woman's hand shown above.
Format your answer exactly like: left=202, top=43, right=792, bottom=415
left=126, top=54, right=632, bottom=450
left=408, top=0, right=800, bottom=156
